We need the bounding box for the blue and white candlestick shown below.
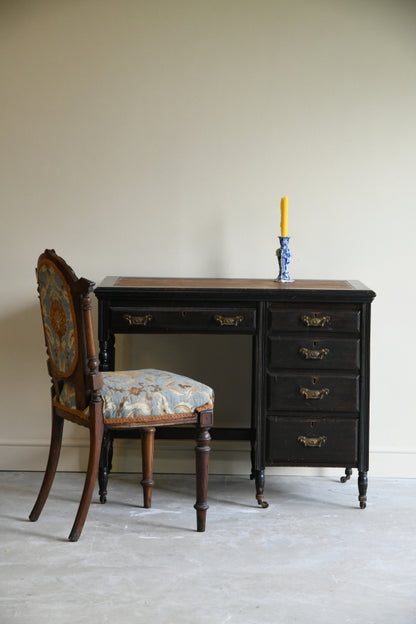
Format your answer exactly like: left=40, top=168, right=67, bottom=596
left=275, top=236, right=294, bottom=283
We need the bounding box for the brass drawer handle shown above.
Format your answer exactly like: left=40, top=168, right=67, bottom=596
left=300, top=387, right=330, bottom=400
left=214, top=314, right=244, bottom=327
left=299, top=347, right=330, bottom=360
left=301, top=315, right=330, bottom=328
left=123, top=313, right=153, bottom=326
left=297, top=435, right=327, bottom=448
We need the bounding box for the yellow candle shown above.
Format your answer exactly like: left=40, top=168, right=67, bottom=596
left=280, top=196, right=288, bottom=237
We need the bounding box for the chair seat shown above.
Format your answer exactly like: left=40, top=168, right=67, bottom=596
left=101, top=369, right=214, bottom=425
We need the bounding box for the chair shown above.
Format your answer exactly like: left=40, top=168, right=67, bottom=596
left=29, top=250, right=214, bottom=541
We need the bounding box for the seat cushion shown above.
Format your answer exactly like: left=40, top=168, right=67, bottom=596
left=101, top=369, right=214, bottom=425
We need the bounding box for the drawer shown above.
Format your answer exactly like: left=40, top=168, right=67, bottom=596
left=267, top=336, right=360, bottom=370
left=109, top=306, right=256, bottom=333
left=268, top=303, right=360, bottom=333
left=267, top=372, right=359, bottom=412
left=265, top=417, right=358, bottom=465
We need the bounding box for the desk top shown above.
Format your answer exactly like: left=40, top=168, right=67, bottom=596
left=95, top=277, right=375, bottom=302
left=98, top=277, right=371, bottom=290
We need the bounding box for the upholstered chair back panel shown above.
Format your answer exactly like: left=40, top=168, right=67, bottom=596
left=36, top=253, right=94, bottom=412
left=38, top=259, right=78, bottom=377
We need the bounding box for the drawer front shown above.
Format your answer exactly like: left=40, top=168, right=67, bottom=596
left=265, top=417, right=358, bottom=465
left=267, top=373, right=359, bottom=412
left=268, top=336, right=360, bottom=370
left=268, top=303, right=360, bottom=333
left=109, top=307, right=256, bottom=333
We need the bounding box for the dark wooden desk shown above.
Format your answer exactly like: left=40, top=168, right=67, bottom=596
left=95, top=277, right=375, bottom=508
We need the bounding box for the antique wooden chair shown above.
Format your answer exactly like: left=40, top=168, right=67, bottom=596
left=29, top=250, right=214, bottom=541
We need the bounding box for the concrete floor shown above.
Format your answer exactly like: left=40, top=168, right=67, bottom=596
left=1, top=472, right=415, bottom=624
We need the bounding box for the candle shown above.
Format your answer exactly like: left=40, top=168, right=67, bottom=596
left=280, top=196, right=288, bottom=237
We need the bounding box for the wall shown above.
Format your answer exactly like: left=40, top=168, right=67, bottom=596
left=1, top=0, right=415, bottom=477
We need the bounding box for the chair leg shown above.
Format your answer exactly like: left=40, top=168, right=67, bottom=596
left=68, top=413, right=104, bottom=542
left=141, top=427, right=155, bottom=508
left=194, top=420, right=212, bottom=532
left=29, top=410, right=64, bottom=522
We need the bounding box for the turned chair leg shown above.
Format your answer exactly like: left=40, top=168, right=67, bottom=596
left=68, top=413, right=104, bottom=542
left=29, top=411, right=64, bottom=522
left=194, top=422, right=211, bottom=532
left=141, top=428, right=155, bottom=508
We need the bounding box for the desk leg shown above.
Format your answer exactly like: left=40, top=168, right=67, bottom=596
left=99, top=335, right=115, bottom=372
left=250, top=454, right=269, bottom=508
left=254, top=469, right=269, bottom=508
left=358, top=470, right=368, bottom=509
left=251, top=304, right=268, bottom=509
left=98, top=430, right=113, bottom=503
left=98, top=335, right=115, bottom=501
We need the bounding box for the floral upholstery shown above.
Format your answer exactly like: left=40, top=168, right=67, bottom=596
left=53, top=369, right=213, bottom=425
left=38, top=260, right=77, bottom=377
left=100, top=369, right=214, bottom=425
left=57, top=381, right=77, bottom=410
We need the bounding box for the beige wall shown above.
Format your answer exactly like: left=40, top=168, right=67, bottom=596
left=1, top=0, right=415, bottom=477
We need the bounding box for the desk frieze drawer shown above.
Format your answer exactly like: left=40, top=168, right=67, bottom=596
left=265, top=417, right=358, bottom=465
left=268, top=304, right=360, bottom=333
left=267, top=373, right=359, bottom=412
left=110, top=307, right=256, bottom=333
left=268, top=336, right=360, bottom=370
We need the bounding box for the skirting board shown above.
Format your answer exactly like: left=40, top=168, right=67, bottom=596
left=1, top=439, right=416, bottom=478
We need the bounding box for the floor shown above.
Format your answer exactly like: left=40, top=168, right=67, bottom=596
left=1, top=472, right=415, bottom=624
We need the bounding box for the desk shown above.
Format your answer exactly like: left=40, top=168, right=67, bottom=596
left=95, top=277, right=375, bottom=507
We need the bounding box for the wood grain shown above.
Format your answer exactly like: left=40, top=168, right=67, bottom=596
left=115, top=277, right=355, bottom=290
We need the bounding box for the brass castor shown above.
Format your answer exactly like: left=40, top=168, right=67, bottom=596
left=257, top=499, right=269, bottom=509
left=340, top=467, right=352, bottom=483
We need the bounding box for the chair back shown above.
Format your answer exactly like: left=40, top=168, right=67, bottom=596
left=37, top=250, right=100, bottom=412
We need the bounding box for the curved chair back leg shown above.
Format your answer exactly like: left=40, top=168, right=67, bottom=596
left=29, top=410, right=64, bottom=522
left=68, top=410, right=104, bottom=542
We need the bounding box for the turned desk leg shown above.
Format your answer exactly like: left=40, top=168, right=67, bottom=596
left=99, top=335, right=115, bottom=372
left=358, top=471, right=368, bottom=509
left=254, top=469, right=269, bottom=508
left=98, top=431, right=113, bottom=504
left=98, top=335, right=115, bottom=503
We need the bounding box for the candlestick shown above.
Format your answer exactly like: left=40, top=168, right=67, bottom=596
left=275, top=236, right=294, bottom=283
